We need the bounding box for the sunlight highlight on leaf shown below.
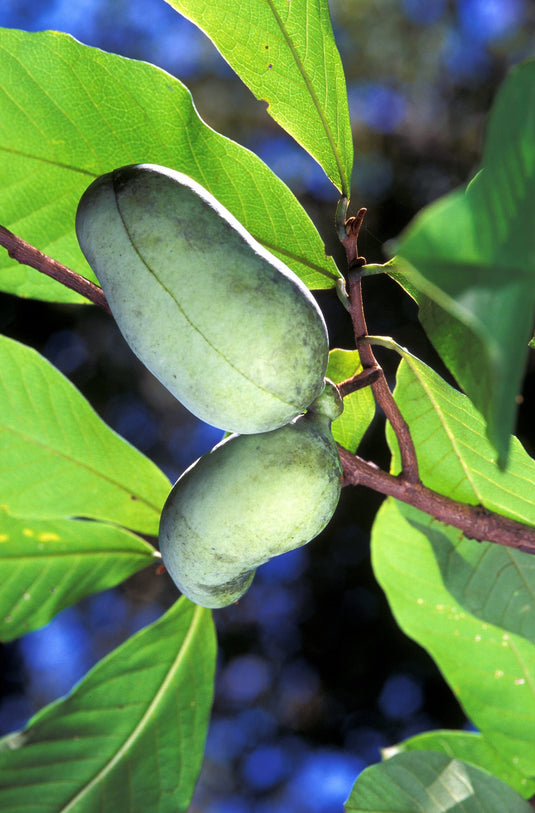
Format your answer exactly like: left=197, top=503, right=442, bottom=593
left=388, top=730, right=535, bottom=798
left=346, top=750, right=532, bottom=812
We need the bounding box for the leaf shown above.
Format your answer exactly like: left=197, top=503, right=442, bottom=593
left=0, top=334, right=170, bottom=533
left=327, top=349, right=375, bottom=453
left=388, top=352, right=535, bottom=530
left=388, top=353, right=535, bottom=643
left=372, top=499, right=535, bottom=778
left=0, top=597, right=216, bottom=812
left=164, top=0, right=353, bottom=195
left=373, top=354, right=535, bottom=773
left=390, top=59, right=535, bottom=465
left=387, top=353, right=535, bottom=643
left=345, top=750, right=532, bottom=812
left=385, top=730, right=535, bottom=799
left=0, top=28, right=340, bottom=300
left=0, top=507, right=158, bottom=642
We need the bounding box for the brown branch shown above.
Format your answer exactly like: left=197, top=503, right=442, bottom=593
left=336, top=205, right=535, bottom=554
left=0, top=224, right=110, bottom=313
left=338, top=366, right=382, bottom=397
left=338, top=446, right=535, bottom=553
left=348, top=272, right=419, bottom=484
left=340, top=211, right=420, bottom=484
left=7, top=220, right=534, bottom=553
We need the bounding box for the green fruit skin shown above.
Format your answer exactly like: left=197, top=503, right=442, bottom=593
left=76, top=163, right=329, bottom=434
left=158, top=412, right=342, bottom=608
left=308, top=378, right=344, bottom=421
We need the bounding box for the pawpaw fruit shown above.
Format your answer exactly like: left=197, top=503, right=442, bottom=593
left=158, top=396, right=343, bottom=608
left=76, top=163, right=329, bottom=433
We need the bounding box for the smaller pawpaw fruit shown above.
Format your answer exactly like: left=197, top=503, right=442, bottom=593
left=158, top=395, right=343, bottom=608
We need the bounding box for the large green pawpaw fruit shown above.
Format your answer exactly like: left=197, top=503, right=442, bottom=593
left=159, top=387, right=343, bottom=608
left=76, top=163, right=329, bottom=433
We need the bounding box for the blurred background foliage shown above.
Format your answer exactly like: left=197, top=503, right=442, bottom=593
left=0, top=1, right=534, bottom=811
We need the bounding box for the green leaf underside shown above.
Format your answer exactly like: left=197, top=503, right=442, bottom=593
left=345, top=751, right=532, bottom=812
left=164, top=0, right=353, bottom=195
left=327, top=348, right=375, bottom=453
left=373, top=354, right=535, bottom=775
left=0, top=598, right=216, bottom=812
left=0, top=28, right=340, bottom=303
left=387, top=730, right=535, bottom=799
left=0, top=508, right=157, bottom=642
left=0, top=334, right=170, bottom=533
left=391, top=59, right=535, bottom=465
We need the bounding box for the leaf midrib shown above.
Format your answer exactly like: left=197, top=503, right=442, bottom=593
left=0, top=145, right=97, bottom=177
left=59, top=603, right=204, bottom=812
left=1, top=547, right=157, bottom=562
left=406, top=358, right=482, bottom=501
left=1, top=420, right=164, bottom=521
left=266, top=0, right=348, bottom=195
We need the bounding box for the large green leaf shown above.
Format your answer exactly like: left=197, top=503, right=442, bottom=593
left=0, top=507, right=158, bottom=642
left=0, top=334, right=170, bottom=533
left=388, top=352, right=535, bottom=529
left=372, top=500, right=535, bottom=778
left=390, top=59, right=535, bottom=465
left=388, top=353, right=535, bottom=642
left=345, top=751, right=532, bottom=812
left=372, top=353, right=535, bottom=774
left=164, top=0, right=353, bottom=195
left=327, top=348, right=375, bottom=453
left=0, top=28, right=340, bottom=302
left=0, top=597, right=215, bottom=812
left=386, top=730, right=535, bottom=799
